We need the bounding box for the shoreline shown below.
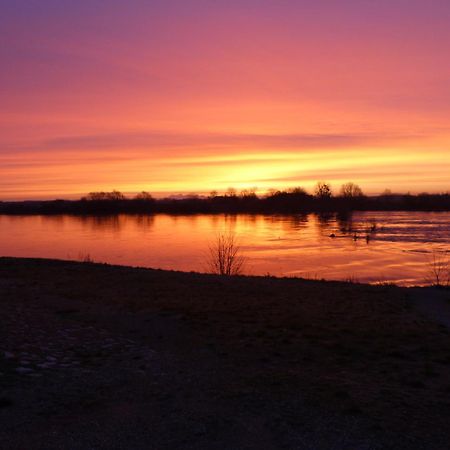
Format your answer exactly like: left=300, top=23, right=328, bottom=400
left=3, top=207, right=450, bottom=217
left=2, top=193, right=450, bottom=216
left=1, top=257, right=450, bottom=448
left=0, top=255, right=441, bottom=288
left=3, top=210, right=447, bottom=288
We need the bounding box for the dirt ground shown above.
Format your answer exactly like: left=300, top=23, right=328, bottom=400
left=1, top=257, right=450, bottom=449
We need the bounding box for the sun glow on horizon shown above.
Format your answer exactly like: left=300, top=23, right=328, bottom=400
left=1, top=1, right=450, bottom=200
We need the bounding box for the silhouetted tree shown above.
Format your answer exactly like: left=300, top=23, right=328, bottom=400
left=340, top=182, right=364, bottom=198
left=314, top=182, right=332, bottom=198
left=288, top=186, right=308, bottom=196
left=240, top=188, right=257, bottom=199
left=226, top=187, right=237, bottom=198
left=266, top=188, right=278, bottom=198
left=4, top=185, right=450, bottom=215
left=86, top=190, right=125, bottom=201
left=134, top=191, right=154, bottom=201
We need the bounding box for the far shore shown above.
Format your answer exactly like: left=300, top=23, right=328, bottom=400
left=1, top=257, right=450, bottom=449
left=2, top=190, right=450, bottom=216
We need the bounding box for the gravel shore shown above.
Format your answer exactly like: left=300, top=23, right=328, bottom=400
left=1, top=257, right=450, bottom=449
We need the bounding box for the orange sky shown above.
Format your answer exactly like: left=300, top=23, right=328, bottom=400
left=1, top=1, right=450, bottom=200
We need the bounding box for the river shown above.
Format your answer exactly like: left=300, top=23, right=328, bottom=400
left=1, top=211, right=450, bottom=286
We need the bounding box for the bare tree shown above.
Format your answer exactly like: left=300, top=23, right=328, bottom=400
left=226, top=187, right=237, bottom=198
left=207, top=231, right=246, bottom=276
left=134, top=191, right=154, bottom=201
left=340, top=182, right=364, bottom=198
left=288, top=186, right=308, bottom=196
left=85, top=190, right=125, bottom=201
left=240, top=188, right=258, bottom=199
left=314, top=181, right=332, bottom=198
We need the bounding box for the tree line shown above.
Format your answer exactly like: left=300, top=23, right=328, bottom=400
left=1, top=182, right=450, bottom=214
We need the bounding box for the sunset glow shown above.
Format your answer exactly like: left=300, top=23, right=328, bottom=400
left=1, top=0, right=450, bottom=199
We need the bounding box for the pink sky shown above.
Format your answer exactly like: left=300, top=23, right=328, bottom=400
left=1, top=0, right=450, bottom=199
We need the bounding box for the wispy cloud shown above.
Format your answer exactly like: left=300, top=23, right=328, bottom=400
left=251, top=163, right=450, bottom=184
left=1, top=130, right=425, bottom=157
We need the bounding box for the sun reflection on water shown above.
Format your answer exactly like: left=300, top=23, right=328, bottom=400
left=1, top=212, right=450, bottom=286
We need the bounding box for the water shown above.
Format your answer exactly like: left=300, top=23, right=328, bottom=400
left=1, top=212, right=449, bottom=286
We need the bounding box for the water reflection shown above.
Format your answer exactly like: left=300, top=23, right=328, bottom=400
left=336, top=211, right=354, bottom=234
left=75, top=214, right=156, bottom=233
left=1, top=212, right=450, bottom=286
left=315, top=212, right=335, bottom=231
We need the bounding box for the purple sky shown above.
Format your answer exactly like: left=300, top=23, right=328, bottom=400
left=1, top=0, right=450, bottom=199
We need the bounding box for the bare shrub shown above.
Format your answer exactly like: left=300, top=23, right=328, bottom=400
left=345, top=275, right=360, bottom=284
left=427, top=250, right=450, bottom=287
left=78, top=252, right=94, bottom=263
left=207, top=231, right=246, bottom=276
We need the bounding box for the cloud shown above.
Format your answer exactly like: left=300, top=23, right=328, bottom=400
left=1, top=130, right=425, bottom=157
left=251, top=163, right=450, bottom=184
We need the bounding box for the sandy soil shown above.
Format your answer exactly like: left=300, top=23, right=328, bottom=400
left=1, top=257, right=450, bottom=449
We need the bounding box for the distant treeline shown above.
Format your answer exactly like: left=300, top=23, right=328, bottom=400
left=2, top=183, right=450, bottom=215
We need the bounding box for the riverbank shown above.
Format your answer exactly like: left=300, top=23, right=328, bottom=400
left=2, top=191, right=450, bottom=216
left=1, top=257, right=450, bottom=449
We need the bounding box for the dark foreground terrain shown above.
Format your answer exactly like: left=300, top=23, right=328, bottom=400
left=1, top=258, right=450, bottom=449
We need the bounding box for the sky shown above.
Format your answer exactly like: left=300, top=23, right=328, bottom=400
left=1, top=0, right=450, bottom=200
